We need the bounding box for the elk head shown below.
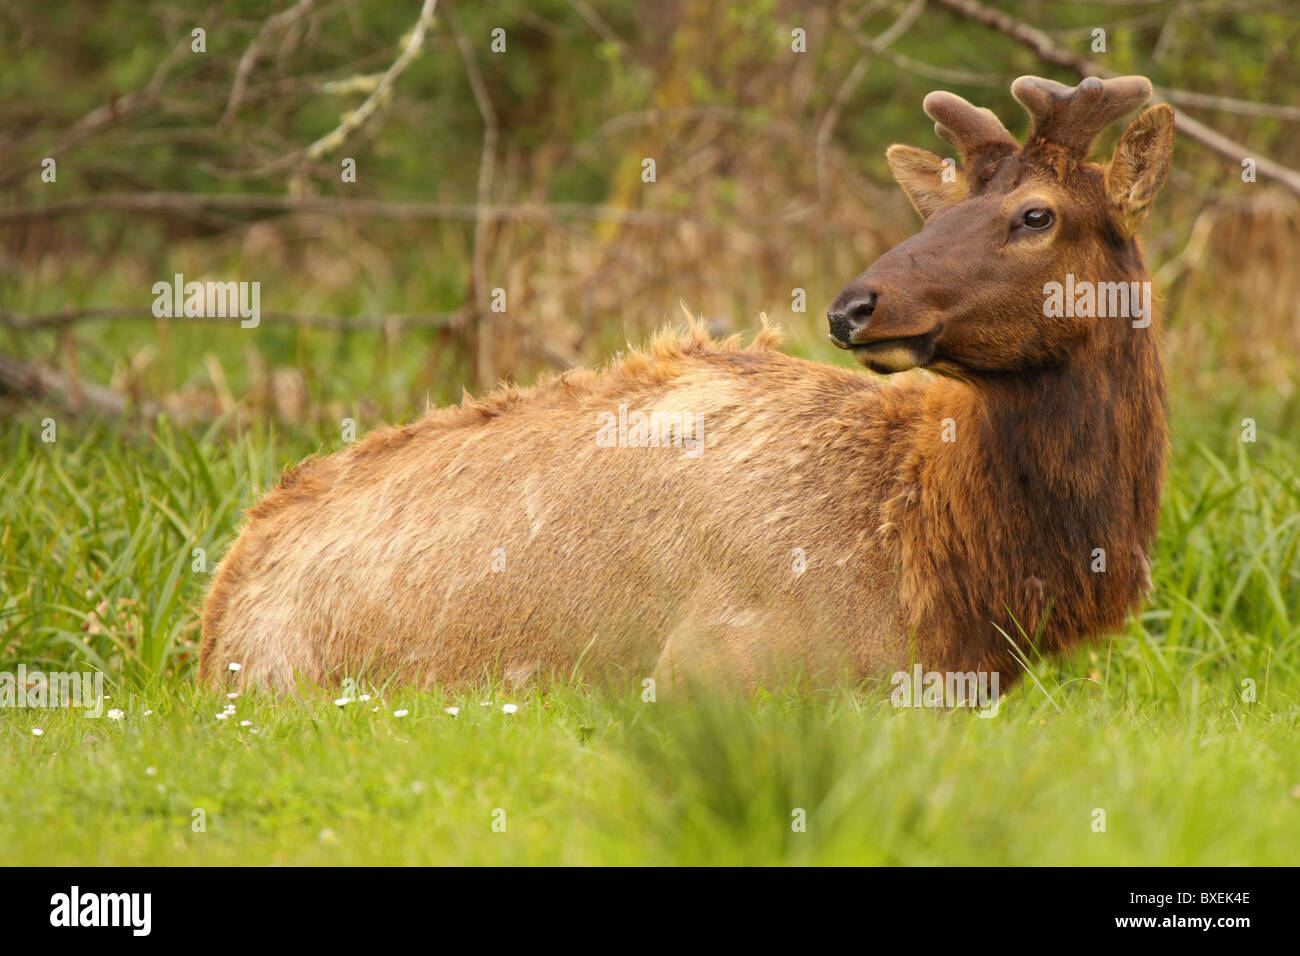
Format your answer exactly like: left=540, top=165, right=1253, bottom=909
left=829, top=75, right=1174, bottom=377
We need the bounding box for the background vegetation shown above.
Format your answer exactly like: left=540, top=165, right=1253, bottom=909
left=1, top=0, right=1297, bottom=865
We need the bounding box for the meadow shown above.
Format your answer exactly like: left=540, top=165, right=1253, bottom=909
left=2, top=337, right=1297, bottom=865
left=2, top=0, right=1298, bottom=866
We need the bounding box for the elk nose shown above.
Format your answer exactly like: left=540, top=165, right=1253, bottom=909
left=827, top=291, right=879, bottom=347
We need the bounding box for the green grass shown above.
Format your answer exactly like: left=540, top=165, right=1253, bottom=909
left=1, top=394, right=1298, bottom=865
left=2, top=680, right=1297, bottom=865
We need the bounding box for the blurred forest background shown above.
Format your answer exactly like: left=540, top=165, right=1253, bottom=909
left=2, top=0, right=1298, bottom=430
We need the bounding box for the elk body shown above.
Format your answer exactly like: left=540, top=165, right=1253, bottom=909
left=200, top=76, right=1175, bottom=694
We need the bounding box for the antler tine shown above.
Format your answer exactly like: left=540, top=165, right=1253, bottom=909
left=1011, top=75, right=1152, bottom=158
left=922, top=90, right=1019, bottom=167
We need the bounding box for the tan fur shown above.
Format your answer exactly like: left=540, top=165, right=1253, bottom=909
left=200, top=78, right=1175, bottom=693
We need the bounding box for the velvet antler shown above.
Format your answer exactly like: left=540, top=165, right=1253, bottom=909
left=921, top=90, right=1018, bottom=168
left=920, top=75, right=1153, bottom=173
left=1011, top=74, right=1153, bottom=158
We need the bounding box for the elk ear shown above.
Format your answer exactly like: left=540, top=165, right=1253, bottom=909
left=1105, top=104, right=1174, bottom=238
left=886, top=144, right=968, bottom=220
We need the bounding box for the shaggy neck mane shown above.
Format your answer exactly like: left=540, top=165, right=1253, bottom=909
left=890, top=245, right=1167, bottom=675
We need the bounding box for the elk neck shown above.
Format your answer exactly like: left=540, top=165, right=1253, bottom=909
left=887, top=254, right=1167, bottom=666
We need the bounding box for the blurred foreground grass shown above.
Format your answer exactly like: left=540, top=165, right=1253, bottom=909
left=2, top=676, right=1297, bottom=865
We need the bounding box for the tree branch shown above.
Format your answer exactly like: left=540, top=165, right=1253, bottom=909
left=0, top=351, right=151, bottom=417
left=0, top=305, right=465, bottom=333
left=253, top=0, right=439, bottom=175
left=0, top=191, right=789, bottom=230
left=220, top=0, right=317, bottom=128
left=443, top=0, right=504, bottom=382
left=928, top=0, right=1300, bottom=197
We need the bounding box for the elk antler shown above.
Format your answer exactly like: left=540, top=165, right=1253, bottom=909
left=1011, top=75, right=1152, bottom=158
left=922, top=90, right=1018, bottom=168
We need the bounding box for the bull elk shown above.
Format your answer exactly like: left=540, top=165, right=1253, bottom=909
left=200, top=75, right=1175, bottom=695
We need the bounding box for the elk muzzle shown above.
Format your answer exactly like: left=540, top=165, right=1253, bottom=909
left=828, top=281, right=940, bottom=374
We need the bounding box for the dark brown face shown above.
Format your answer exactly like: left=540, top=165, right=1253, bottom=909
left=829, top=166, right=1108, bottom=377
left=829, top=89, right=1175, bottom=379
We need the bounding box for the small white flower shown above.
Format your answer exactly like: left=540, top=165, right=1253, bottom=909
left=226, top=692, right=239, bottom=700
left=502, top=703, right=518, bottom=715
left=393, top=709, right=409, bottom=718
left=444, top=706, right=459, bottom=717
left=215, top=712, right=229, bottom=720
left=359, top=694, right=372, bottom=702
left=223, top=704, right=236, bottom=714
left=228, top=662, right=242, bottom=672
left=239, top=720, right=252, bottom=727
left=334, top=697, right=353, bottom=707
left=143, top=710, right=154, bottom=716
left=31, top=728, right=44, bottom=737
left=107, top=709, right=125, bottom=720
left=145, top=766, right=158, bottom=776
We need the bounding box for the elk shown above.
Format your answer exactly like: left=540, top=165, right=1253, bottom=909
left=200, top=75, right=1175, bottom=695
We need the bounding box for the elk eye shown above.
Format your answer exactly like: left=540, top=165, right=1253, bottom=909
left=1022, top=208, right=1053, bottom=230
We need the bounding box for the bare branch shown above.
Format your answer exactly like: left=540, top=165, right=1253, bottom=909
left=302, top=0, right=438, bottom=161
left=0, top=351, right=150, bottom=417
left=0, top=25, right=196, bottom=189
left=443, top=0, right=506, bottom=382
left=247, top=0, right=438, bottom=176
left=873, top=0, right=927, bottom=49
left=220, top=0, right=317, bottom=128
left=821, top=0, right=927, bottom=202
left=0, top=191, right=805, bottom=229
left=843, top=1, right=998, bottom=86
left=564, top=0, right=631, bottom=58
left=929, top=0, right=1300, bottom=197
left=1158, top=89, right=1300, bottom=124
left=0, top=305, right=466, bottom=333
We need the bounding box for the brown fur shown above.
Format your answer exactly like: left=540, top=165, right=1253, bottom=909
left=200, top=78, right=1175, bottom=693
